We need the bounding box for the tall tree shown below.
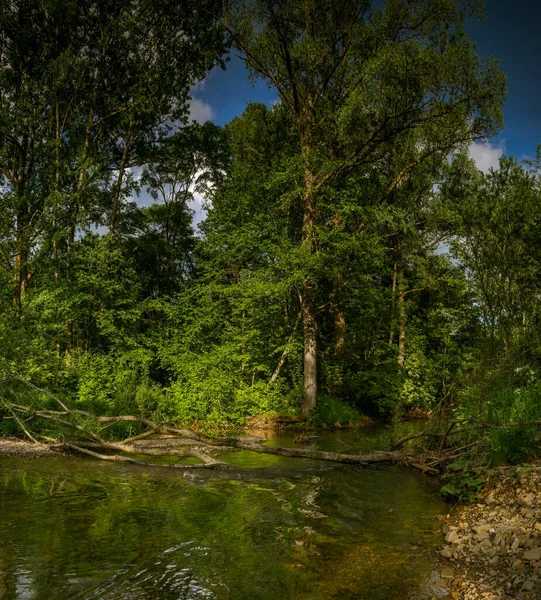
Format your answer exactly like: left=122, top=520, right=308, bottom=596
left=224, top=0, right=505, bottom=415
left=0, top=0, right=227, bottom=312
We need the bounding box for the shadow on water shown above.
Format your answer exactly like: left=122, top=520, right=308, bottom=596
left=0, top=424, right=448, bottom=599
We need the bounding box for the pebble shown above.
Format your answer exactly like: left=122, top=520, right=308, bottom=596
left=437, top=468, right=541, bottom=599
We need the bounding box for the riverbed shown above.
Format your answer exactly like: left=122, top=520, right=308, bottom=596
left=0, top=425, right=448, bottom=599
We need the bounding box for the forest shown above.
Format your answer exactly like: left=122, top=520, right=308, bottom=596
left=0, top=0, right=539, bottom=466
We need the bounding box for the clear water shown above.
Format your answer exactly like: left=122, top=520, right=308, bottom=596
left=0, top=424, right=448, bottom=599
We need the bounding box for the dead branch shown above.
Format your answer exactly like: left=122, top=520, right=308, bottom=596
left=56, top=442, right=234, bottom=470
left=75, top=441, right=224, bottom=466
left=0, top=384, right=442, bottom=474
left=390, top=431, right=427, bottom=450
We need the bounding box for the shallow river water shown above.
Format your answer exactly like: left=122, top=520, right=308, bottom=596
left=0, top=424, right=448, bottom=599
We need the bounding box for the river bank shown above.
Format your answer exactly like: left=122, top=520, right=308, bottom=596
left=435, top=464, right=541, bottom=599
left=0, top=437, right=55, bottom=457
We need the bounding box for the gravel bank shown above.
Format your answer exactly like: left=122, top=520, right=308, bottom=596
left=0, top=437, right=56, bottom=457
left=433, top=466, right=541, bottom=599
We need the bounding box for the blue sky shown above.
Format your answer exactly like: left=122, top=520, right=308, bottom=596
left=188, top=0, right=541, bottom=173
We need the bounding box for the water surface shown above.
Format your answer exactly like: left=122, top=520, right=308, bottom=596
left=0, top=424, right=447, bottom=599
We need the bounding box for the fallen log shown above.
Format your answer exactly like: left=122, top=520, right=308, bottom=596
left=2, top=382, right=439, bottom=474
left=57, top=442, right=235, bottom=470
left=58, top=435, right=438, bottom=474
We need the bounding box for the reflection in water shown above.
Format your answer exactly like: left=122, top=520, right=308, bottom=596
left=0, top=427, right=447, bottom=599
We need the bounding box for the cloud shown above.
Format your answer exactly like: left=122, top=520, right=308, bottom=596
left=468, top=140, right=505, bottom=173
left=189, top=97, right=214, bottom=124
left=189, top=190, right=207, bottom=233
left=190, top=77, right=208, bottom=94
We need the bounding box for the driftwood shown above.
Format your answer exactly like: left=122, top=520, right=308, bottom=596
left=3, top=398, right=440, bottom=474
left=0, top=373, right=448, bottom=474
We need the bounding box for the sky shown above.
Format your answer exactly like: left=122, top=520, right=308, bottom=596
left=188, top=0, right=541, bottom=177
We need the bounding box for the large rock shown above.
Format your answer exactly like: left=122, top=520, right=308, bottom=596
left=518, top=495, right=534, bottom=508
left=440, top=546, right=454, bottom=558
left=441, top=566, right=454, bottom=579
left=473, top=524, right=492, bottom=534
left=523, top=547, right=541, bottom=561
left=474, top=531, right=490, bottom=542
left=445, top=530, right=459, bottom=544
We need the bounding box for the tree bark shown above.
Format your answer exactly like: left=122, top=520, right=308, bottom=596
left=333, top=303, right=346, bottom=357
left=302, top=283, right=317, bottom=417
left=389, top=261, right=398, bottom=345
left=398, top=266, right=406, bottom=369
left=110, top=121, right=134, bottom=235
left=301, top=168, right=317, bottom=417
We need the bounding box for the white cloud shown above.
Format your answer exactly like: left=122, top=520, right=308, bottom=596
left=468, top=140, right=505, bottom=173
left=190, top=77, right=208, bottom=94
left=189, top=190, right=207, bottom=233
left=189, top=97, right=214, bottom=124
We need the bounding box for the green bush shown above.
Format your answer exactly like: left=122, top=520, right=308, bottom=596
left=307, top=395, right=362, bottom=427
left=487, top=427, right=538, bottom=465
left=441, top=460, right=485, bottom=503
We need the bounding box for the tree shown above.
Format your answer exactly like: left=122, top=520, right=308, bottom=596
left=0, top=0, right=227, bottom=313
left=224, top=0, right=505, bottom=415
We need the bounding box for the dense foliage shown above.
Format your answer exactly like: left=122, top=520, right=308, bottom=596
left=1, top=0, right=540, bottom=447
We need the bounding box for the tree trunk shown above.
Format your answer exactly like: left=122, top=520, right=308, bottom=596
left=389, top=261, right=398, bottom=345
left=334, top=303, right=346, bottom=357
left=301, top=168, right=317, bottom=417
left=13, top=197, right=29, bottom=311
left=110, top=122, right=133, bottom=235
left=398, top=267, right=406, bottom=370
left=302, top=282, right=317, bottom=417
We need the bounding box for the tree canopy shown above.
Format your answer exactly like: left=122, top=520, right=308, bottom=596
left=5, top=0, right=541, bottom=460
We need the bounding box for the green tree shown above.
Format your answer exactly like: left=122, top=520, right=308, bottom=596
left=224, top=0, right=505, bottom=415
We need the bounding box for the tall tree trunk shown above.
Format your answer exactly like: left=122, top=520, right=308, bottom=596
left=333, top=304, right=346, bottom=357
left=301, top=168, right=317, bottom=417
left=13, top=233, right=25, bottom=310
left=13, top=189, right=29, bottom=311
left=110, top=122, right=133, bottom=235
left=398, top=267, right=406, bottom=370
left=389, top=261, right=398, bottom=345
left=302, top=282, right=317, bottom=417
left=13, top=109, right=30, bottom=311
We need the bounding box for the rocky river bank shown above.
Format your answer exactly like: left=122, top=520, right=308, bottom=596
left=434, top=465, right=541, bottom=599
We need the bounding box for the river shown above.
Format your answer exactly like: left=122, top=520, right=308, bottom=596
left=0, top=423, right=448, bottom=599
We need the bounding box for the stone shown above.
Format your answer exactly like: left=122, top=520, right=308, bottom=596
left=446, top=530, right=459, bottom=544
left=534, top=522, right=541, bottom=532
left=441, top=566, right=455, bottom=579
left=513, top=559, right=526, bottom=571
left=521, top=581, right=534, bottom=591
left=473, top=524, right=492, bottom=534
left=485, top=495, right=496, bottom=506
left=441, top=547, right=454, bottom=558
left=523, top=548, right=541, bottom=561
left=474, top=531, right=490, bottom=542
left=472, top=540, right=492, bottom=554
left=518, top=495, right=534, bottom=508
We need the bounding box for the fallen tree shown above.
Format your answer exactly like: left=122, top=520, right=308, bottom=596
left=0, top=374, right=439, bottom=474
left=5, top=402, right=439, bottom=473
